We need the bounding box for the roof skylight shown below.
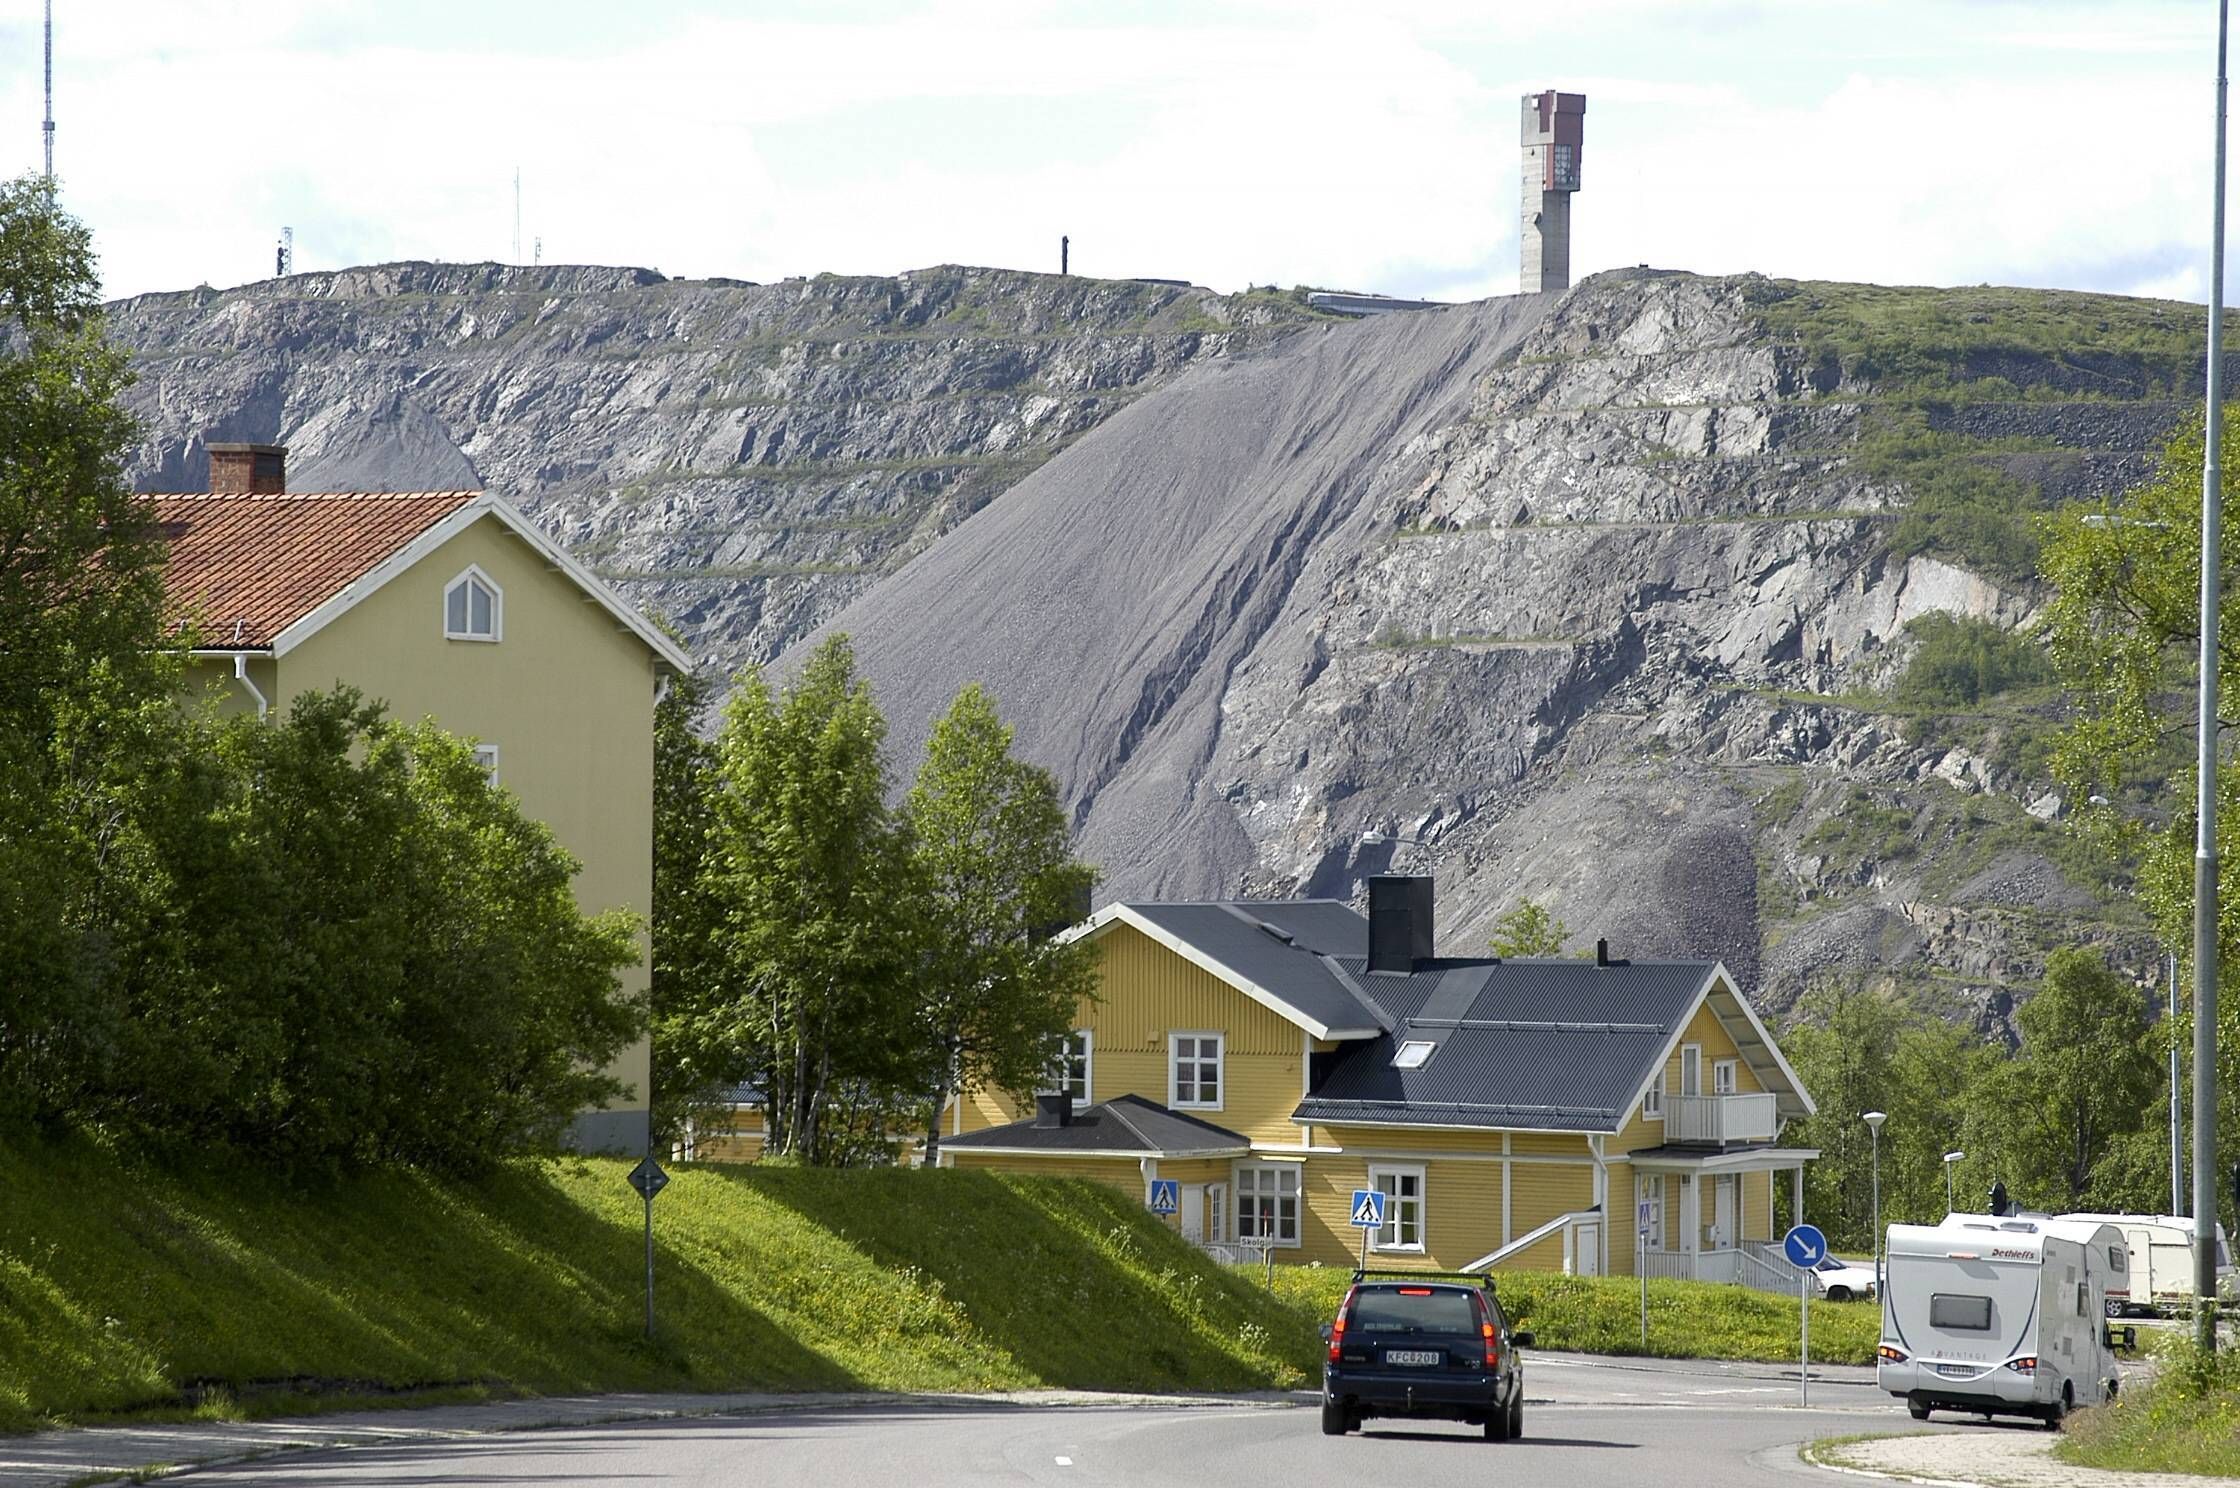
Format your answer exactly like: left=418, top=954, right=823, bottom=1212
left=1393, top=1040, right=1436, bottom=1070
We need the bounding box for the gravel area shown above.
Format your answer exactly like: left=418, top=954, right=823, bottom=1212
left=1817, top=1428, right=2212, bottom=1487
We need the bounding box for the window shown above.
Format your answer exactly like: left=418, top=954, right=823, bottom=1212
left=2108, top=1245, right=2127, bottom=1273
left=1235, top=1164, right=1299, bottom=1246
left=1929, top=1293, right=1994, bottom=1331
left=1713, top=1059, right=1737, bottom=1096
left=1170, top=1033, right=1223, bottom=1109
left=1043, top=1030, right=1092, bottom=1104
left=1370, top=1165, right=1425, bottom=1251
left=1392, top=1040, right=1435, bottom=1070
left=1637, top=1174, right=1664, bottom=1248
left=444, top=566, right=502, bottom=641
left=1680, top=1044, right=1702, bottom=1098
left=1642, top=1069, right=1665, bottom=1121
left=472, top=743, right=500, bottom=786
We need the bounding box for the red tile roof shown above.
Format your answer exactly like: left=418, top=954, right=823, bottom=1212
left=147, top=492, right=481, bottom=648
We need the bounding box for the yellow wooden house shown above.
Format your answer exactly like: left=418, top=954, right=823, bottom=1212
left=150, top=442, right=692, bottom=1155
left=939, top=876, right=1820, bottom=1279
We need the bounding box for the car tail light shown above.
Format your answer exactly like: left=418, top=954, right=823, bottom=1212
left=1877, top=1345, right=1907, bottom=1363
left=1329, top=1286, right=1357, bottom=1364
left=1482, top=1320, right=1499, bottom=1370
left=1398, top=1287, right=1433, bottom=1295
left=2005, top=1356, right=2036, bottom=1375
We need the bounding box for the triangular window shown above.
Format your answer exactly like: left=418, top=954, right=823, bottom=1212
left=444, top=567, right=502, bottom=641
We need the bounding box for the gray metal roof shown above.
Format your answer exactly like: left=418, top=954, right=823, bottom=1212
left=942, top=1094, right=1251, bottom=1156
left=1119, top=900, right=1389, bottom=1036
left=1294, top=957, right=1718, bottom=1133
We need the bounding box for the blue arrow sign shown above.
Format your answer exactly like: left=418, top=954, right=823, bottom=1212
left=1783, top=1223, right=1828, bottom=1269
left=1148, top=1179, right=1179, bottom=1215
left=1350, top=1188, right=1387, bottom=1229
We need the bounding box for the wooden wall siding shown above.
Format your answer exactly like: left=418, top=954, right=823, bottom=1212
left=1315, top=1124, right=1592, bottom=1158
left=1744, top=1167, right=1772, bottom=1241
left=1151, top=1157, right=1234, bottom=1185
left=1607, top=1159, right=1634, bottom=1271
left=1609, top=989, right=1772, bottom=1154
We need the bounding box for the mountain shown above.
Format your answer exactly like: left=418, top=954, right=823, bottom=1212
left=109, top=261, right=2207, bottom=1035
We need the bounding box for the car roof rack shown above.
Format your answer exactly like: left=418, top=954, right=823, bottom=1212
left=1351, top=1267, right=1497, bottom=1290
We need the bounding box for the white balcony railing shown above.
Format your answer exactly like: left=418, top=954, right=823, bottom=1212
left=1664, top=1092, right=1778, bottom=1145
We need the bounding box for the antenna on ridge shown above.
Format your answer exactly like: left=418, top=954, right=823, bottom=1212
left=42, top=0, right=54, bottom=180
left=276, top=226, right=293, bottom=278
left=534, top=236, right=542, bottom=266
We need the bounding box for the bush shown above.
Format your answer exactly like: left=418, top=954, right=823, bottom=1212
left=2060, top=1330, right=2240, bottom=1476
left=1891, top=614, right=2049, bottom=710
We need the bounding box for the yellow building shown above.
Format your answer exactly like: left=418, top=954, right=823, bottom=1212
left=941, top=876, right=1820, bottom=1280
left=149, top=442, right=691, bottom=1154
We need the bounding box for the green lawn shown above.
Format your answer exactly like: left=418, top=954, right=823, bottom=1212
left=0, top=1134, right=1318, bottom=1433
left=1258, top=1267, right=1880, bottom=1366
left=2059, top=1333, right=2240, bottom=1476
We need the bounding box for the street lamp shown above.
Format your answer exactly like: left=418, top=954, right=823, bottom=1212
left=1944, top=1151, right=1965, bottom=1215
left=1863, top=1112, right=1887, bottom=1269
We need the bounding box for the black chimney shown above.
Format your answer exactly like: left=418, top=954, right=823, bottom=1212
left=1596, top=938, right=1609, bottom=967
left=1367, top=875, right=1434, bottom=974
left=1033, top=1092, right=1073, bottom=1128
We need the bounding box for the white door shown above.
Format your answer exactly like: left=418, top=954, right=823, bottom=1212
left=1712, top=1175, right=1736, bottom=1249
left=1180, top=1185, right=1205, bottom=1244
left=1572, top=1220, right=1603, bottom=1276
left=1206, top=1183, right=1228, bottom=1244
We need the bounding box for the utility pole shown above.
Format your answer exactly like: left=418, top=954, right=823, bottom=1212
left=2195, top=0, right=2230, bottom=1354
left=42, top=0, right=54, bottom=180
left=2174, top=951, right=2187, bottom=1218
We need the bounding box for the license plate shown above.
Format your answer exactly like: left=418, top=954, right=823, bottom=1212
left=1386, top=1349, right=1442, bottom=1367
left=1935, top=1363, right=1975, bottom=1378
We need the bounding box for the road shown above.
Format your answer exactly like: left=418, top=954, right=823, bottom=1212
left=171, top=1354, right=1969, bottom=1487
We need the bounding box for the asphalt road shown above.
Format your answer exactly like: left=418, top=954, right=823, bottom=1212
left=172, top=1355, right=1963, bottom=1487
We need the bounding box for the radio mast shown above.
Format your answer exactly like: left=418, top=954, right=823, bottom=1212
left=42, top=0, right=55, bottom=179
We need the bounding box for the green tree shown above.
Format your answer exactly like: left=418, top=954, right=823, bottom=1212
left=907, top=684, right=1098, bottom=1164
left=647, top=665, right=729, bottom=1152
left=700, top=636, right=921, bottom=1164
left=1488, top=899, right=1567, bottom=958
left=1780, top=979, right=1906, bottom=1251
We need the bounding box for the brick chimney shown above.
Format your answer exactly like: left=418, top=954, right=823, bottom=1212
left=207, top=442, right=286, bottom=494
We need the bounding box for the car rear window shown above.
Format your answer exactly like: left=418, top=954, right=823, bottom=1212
left=1929, top=1293, right=1993, bottom=1331
left=1349, top=1286, right=1480, bottom=1334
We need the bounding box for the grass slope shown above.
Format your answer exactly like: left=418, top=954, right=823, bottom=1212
left=2059, top=1334, right=2240, bottom=1476
left=0, top=1135, right=1317, bottom=1433
left=1261, top=1267, right=1880, bottom=1366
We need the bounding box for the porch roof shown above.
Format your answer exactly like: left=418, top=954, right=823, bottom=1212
left=942, top=1095, right=1251, bottom=1159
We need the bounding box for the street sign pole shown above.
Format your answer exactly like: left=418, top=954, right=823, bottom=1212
left=1782, top=1223, right=1827, bottom=1408
left=1639, top=1231, right=1649, bottom=1348
left=1348, top=1188, right=1386, bottom=1270
left=626, top=1156, right=671, bottom=1341
left=643, top=1190, right=656, bottom=1339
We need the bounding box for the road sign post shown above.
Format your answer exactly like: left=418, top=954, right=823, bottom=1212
left=1638, top=1199, right=1652, bottom=1347
left=1783, top=1223, right=1827, bottom=1407
left=1349, top=1188, right=1386, bottom=1270
left=1147, top=1179, right=1179, bottom=1217
left=627, top=1156, right=670, bottom=1339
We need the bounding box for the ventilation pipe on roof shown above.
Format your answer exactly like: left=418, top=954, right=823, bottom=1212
left=1033, top=1093, right=1073, bottom=1128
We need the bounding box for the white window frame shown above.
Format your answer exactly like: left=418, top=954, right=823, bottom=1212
left=1713, top=1058, right=1737, bottom=1096
left=1638, top=1173, right=1665, bottom=1250
left=1234, top=1161, right=1300, bottom=1247
left=1169, top=1031, right=1224, bottom=1111
left=1680, top=1043, right=1702, bottom=1098
left=1369, top=1163, right=1426, bottom=1253
left=443, top=564, right=504, bottom=643
left=1642, top=1068, right=1665, bottom=1121
left=472, top=743, right=500, bottom=786
left=1041, top=1029, right=1092, bottom=1104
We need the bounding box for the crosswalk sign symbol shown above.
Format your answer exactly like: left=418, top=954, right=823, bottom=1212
left=1148, top=1179, right=1179, bottom=1215
left=1350, top=1188, right=1386, bottom=1228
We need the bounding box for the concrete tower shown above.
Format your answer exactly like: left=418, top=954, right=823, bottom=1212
left=1520, top=90, right=1585, bottom=293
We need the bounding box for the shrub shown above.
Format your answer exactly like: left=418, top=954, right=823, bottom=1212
left=1891, top=614, right=2049, bottom=710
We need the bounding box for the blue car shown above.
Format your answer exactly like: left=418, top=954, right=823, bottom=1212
left=1321, top=1270, right=1534, bottom=1441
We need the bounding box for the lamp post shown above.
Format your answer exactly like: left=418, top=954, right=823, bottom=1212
left=1944, top=1151, right=1965, bottom=1216
left=1864, top=1112, right=1887, bottom=1269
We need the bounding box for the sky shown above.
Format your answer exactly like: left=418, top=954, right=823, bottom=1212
left=4, top=0, right=2229, bottom=304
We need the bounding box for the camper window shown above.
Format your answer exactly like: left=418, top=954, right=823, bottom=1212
left=1930, top=1293, right=1994, bottom=1331
left=2108, top=1245, right=2125, bottom=1272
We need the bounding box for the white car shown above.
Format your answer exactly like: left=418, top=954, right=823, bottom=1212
left=1811, top=1255, right=1878, bottom=1301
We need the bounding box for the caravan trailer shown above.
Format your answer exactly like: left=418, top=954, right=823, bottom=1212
left=1877, top=1215, right=2125, bottom=1427
left=2058, top=1213, right=2234, bottom=1316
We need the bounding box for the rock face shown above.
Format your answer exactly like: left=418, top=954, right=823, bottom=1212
left=110, top=262, right=1332, bottom=677
left=110, top=262, right=2189, bottom=1031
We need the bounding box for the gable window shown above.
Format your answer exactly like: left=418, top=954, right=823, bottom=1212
left=1370, top=1164, right=1425, bottom=1252
left=1642, top=1069, right=1665, bottom=1121
left=472, top=743, right=500, bottom=786
left=1235, top=1163, right=1300, bottom=1246
left=1043, top=1030, right=1092, bottom=1104
left=444, top=566, right=502, bottom=641
left=1713, top=1059, right=1737, bottom=1096
left=1170, top=1032, right=1223, bottom=1109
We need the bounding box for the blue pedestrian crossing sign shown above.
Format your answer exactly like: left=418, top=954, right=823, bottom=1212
left=1783, top=1223, right=1828, bottom=1269
left=1148, top=1179, right=1179, bottom=1215
left=1350, top=1188, right=1387, bottom=1229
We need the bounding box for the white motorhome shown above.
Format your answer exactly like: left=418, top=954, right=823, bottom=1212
left=1877, top=1214, right=2125, bottom=1427
left=2057, top=1213, right=2234, bottom=1316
